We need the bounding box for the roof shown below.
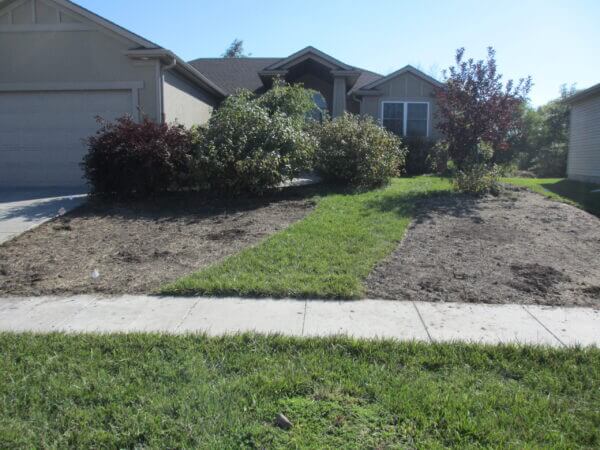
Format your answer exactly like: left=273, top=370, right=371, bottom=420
left=359, top=65, right=443, bottom=91
left=189, top=54, right=382, bottom=96
left=188, top=58, right=282, bottom=95
left=566, top=82, right=600, bottom=105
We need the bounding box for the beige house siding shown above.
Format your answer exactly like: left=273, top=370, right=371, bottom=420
left=162, top=70, right=217, bottom=127
left=0, top=0, right=159, bottom=120
left=359, top=72, right=440, bottom=139
left=568, top=94, right=600, bottom=183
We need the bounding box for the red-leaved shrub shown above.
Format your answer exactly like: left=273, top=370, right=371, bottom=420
left=82, top=116, right=196, bottom=196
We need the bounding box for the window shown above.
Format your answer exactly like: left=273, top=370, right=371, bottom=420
left=310, top=92, right=328, bottom=122
left=382, top=102, right=429, bottom=138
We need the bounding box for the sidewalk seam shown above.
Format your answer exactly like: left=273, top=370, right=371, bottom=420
left=412, top=302, right=433, bottom=343
left=301, top=300, right=308, bottom=336
left=522, top=306, right=566, bottom=347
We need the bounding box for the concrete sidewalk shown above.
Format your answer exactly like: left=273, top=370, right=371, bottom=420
left=0, top=295, right=598, bottom=346
left=0, top=188, right=87, bottom=244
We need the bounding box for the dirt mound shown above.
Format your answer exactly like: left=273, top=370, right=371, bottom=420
left=366, top=189, right=600, bottom=308
left=0, top=189, right=315, bottom=296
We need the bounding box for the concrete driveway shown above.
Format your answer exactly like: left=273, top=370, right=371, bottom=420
left=0, top=187, right=87, bottom=244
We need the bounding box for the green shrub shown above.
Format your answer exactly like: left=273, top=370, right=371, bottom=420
left=404, top=137, right=435, bottom=175
left=82, top=116, right=195, bottom=196
left=531, top=142, right=567, bottom=177
left=453, top=164, right=500, bottom=195
left=314, top=114, right=406, bottom=188
left=194, top=91, right=316, bottom=196
left=450, top=141, right=499, bottom=195
left=257, top=78, right=317, bottom=125
left=428, top=140, right=450, bottom=174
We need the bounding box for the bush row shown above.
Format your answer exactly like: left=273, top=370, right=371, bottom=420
left=83, top=83, right=407, bottom=197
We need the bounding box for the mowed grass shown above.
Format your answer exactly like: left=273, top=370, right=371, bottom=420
left=504, top=177, right=600, bottom=217
left=161, top=176, right=452, bottom=298
left=1, top=334, right=598, bottom=449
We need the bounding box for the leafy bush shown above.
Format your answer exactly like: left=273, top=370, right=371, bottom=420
left=404, top=137, right=435, bottom=175
left=194, top=91, right=316, bottom=196
left=428, top=140, right=450, bottom=174
left=451, top=141, right=499, bottom=194
left=453, top=164, right=500, bottom=195
left=314, top=114, right=406, bottom=188
left=257, top=78, right=317, bottom=125
left=82, top=116, right=196, bottom=196
left=530, top=142, right=568, bottom=177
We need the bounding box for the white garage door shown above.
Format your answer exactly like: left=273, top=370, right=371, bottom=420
left=0, top=90, right=132, bottom=188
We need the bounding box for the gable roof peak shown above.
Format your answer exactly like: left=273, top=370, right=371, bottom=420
left=264, top=46, right=355, bottom=71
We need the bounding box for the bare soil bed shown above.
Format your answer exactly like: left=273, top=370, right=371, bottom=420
left=366, top=186, right=600, bottom=308
left=0, top=189, right=315, bottom=296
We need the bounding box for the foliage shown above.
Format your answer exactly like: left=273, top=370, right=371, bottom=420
left=427, top=140, right=450, bottom=174
left=530, top=142, right=568, bottom=177
left=403, top=137, right=436, bottom=175
left=82, top=116, right=196, bottom=196
left=193, top=90, right=316, bottom=196
left=2, top=333, right=599, bottom=448
left=313, top=114, right=406, bottom=188
left=161, top=177, right=451, bottom=298
left=257, top=78, right=318, bottom=125
left=510, top=85, right=576, bottom=176
left=435, top=47, right=532, bottom=169
left=453, top=163, right=500, bottom=195
left=222, top=38, right=247, bottom=58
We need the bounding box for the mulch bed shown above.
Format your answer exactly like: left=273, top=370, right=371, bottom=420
left=366, top=186, right=600, bottom=308
left=0, top=188, right=315, bottom=296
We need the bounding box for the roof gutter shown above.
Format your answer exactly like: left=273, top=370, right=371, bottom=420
left=124, top=49, right=228, bottom=98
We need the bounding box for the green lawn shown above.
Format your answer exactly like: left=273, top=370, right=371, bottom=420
left=161, top=176, right=452, bottom=298
left=1, top=334, right=598, bottom=449
left=503, top=177, right=600, bottom=217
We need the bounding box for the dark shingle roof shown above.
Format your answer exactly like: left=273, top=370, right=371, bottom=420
left=188, top=58, right=282, bottom=95
left=188, top=57, right=383, bottom=96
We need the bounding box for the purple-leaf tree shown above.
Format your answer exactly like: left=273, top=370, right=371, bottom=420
left=435, top=47, right=532, bottom=169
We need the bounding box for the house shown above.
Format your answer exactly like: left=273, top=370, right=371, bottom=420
left=0, top=0, right=442, bottom=189
left=566, top=82, right=600, bottom=183
left=0, top=0, right=225, bottom=188
left=189, top=48, right=443, bottom=142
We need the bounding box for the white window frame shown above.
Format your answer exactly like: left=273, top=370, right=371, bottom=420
left=380, top=101, right=429, bottom=138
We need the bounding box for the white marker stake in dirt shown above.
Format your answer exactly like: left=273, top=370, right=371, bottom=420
left=91, top=269, right=100, bottom=280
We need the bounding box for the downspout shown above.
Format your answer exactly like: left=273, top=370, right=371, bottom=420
left=159, top=56, right=177, bottom=123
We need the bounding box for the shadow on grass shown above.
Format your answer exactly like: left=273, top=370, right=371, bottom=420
left=363, top=188, right=482, bottom=224
left=540, top=179, right=600, bottom=217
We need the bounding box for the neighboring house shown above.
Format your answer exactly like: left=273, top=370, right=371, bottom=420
left=0, top=0, right=225, bottom=188
left=566, top=82, right=600, bottom=184
left=190, top=48, right=443, bottom=140
left=0, top=0, right=442, bottom=188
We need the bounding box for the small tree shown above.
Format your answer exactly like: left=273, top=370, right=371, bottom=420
left=436, top=47, right=532, bottom=170
left=222, top=39, right=247, bottom=58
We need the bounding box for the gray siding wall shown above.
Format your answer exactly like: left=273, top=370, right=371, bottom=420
left=0, top=0, right=159, bottom=120
left=568, top=95, right=600, bottom=183
left=359, top=72, right=440, bottom=139
left=162, top=70, right=217, bottom=127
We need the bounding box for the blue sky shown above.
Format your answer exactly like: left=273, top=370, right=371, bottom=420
left=79, top=0, right=599, bottom=106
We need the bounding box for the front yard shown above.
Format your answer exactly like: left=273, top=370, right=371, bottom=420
left=1, top=333, right=598, bottom=448
left=1, top=176, right=599, bottom=307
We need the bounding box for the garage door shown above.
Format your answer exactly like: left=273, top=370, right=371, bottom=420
left=0, top=90, right=132, bottom=188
